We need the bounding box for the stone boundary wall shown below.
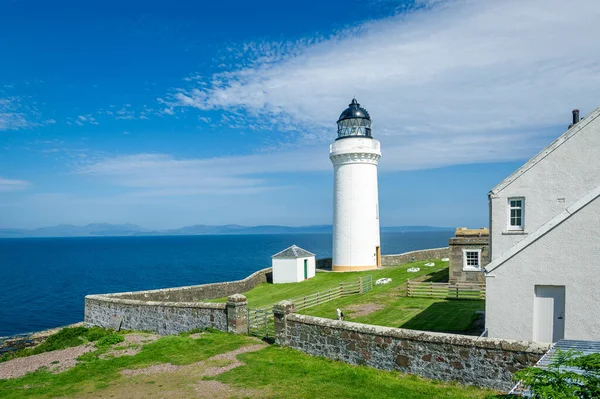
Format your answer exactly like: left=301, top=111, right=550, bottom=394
left=108, top=267, right=272, bottom=302
left=380, top=247, right=450, bottom=266
left=274, top=309, right=549, bottom=391
left=84, top=294, right=248, bottom=335
left=317, top=247, right=450, bottom=269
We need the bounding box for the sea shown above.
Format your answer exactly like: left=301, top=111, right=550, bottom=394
left=0, top=232, right=452, bottom=337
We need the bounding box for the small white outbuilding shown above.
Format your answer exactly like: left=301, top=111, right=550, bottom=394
left=271, top=245, right=316, bottom=284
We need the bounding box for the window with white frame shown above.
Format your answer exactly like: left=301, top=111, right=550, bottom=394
left=462, top=249, right=482, bottom=271
left=507, top=197, right=524, bottom=230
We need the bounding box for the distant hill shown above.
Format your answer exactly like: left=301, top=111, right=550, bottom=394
left=0, top=223, right=454, bottom=238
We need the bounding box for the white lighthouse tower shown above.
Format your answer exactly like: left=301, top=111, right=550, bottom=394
left=330, top=99, right=381, bottom=272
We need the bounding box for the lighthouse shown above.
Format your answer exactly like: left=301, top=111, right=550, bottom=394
left=330, top=99, right=381, bottom=272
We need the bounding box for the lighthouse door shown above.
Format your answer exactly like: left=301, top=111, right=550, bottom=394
left=376, top=246, right=381, bottom=267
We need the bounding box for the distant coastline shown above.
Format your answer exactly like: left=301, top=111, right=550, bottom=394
left=0, top=223, right=454, bottom=238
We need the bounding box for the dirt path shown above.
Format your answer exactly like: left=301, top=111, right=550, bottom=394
left=76, top=341, right=270, bottom=399
left=0, top=344, right=94, bottom=379
left=121, top=343, right=266, bottom=376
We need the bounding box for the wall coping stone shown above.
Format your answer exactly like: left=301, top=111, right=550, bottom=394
left=273, top=300, right=295, bottom=314
left=286, top=314, right=550, bottom=354
left=85, top=295, right=226, bottom=309
left=227, top=294, right=247, bottom=304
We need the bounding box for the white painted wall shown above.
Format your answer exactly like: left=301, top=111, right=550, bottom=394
left=272, top=256, right=316, bottom=284
left=486, top=195, right=600, bottom=342
left=489, top=109, right=600, bottom=260
left=330, top=137, right=381, bottom=270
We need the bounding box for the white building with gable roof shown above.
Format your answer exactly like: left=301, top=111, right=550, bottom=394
left=485, top=108, right=600, bottom=343
left=271, top=245, right=316, bottom=284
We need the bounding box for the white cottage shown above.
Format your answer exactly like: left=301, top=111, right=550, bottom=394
left=485, top=108, right=600, bottom=343
left=271, top=245, right=316, bottom=284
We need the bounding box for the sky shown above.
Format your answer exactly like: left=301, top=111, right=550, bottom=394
left=2, top=0, right=600, bottom=229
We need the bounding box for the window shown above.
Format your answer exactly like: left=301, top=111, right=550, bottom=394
left=508, top=197, right=524, bottom=230
left=462, top=249, right=482, bottom=271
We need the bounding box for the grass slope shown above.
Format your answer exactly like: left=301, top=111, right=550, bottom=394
left=212, top=260, right=447, bottom=308
left=214, top=260, right=484, bottom=333
left=1, top=329, right=502, bottom=399
left=0, top=330, right=254, bottom=399
left=215, top=345, right=501, bottom=399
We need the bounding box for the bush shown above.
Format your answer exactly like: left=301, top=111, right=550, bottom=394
left=95, top=334, right=125, bottom=348
left=85, top=327, right=112, bottom=342
left=514, top=349, right=600, bottom=399
left=0, top=326, right=117, bottom=362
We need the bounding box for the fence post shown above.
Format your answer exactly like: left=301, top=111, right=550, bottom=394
left=340, top=282, right=343, bottom=297
left=406, top=280, right=410, bottom=297
left=359, top=277, right=364, bottom=294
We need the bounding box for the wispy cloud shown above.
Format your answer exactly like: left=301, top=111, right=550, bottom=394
left=0, top=177, right=31, bottom=192
left=75, top=153, right=309, bottom=196
left=98, top=104, right=156, bottom=120
left=165, top=0, right=600, bottom=161
left=0, top=97, right=47, bottom=131
left=69, top=114, right=99, bottom=126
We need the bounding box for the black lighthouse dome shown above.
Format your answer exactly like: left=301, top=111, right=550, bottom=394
left=336, top=98, right=372, bottom=140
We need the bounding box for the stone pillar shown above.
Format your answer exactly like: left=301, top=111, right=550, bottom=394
left=273, top=300, right=295, bottom=345
left=226, top=294, right=248, bottom=334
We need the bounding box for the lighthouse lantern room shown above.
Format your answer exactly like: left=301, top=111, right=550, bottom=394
left=329, top=99, right=382, bottom=272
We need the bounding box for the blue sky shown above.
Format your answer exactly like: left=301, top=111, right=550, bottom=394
left=2, top=0, right=600, bottom=229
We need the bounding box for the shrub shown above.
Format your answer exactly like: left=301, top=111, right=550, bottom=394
left=85, top=327, right=112, bottom=342
left=0, top=326, right=117, bottom=362
left=514, top=349, right=600, bottom=399
left=95, top=334, right=125, bottom=348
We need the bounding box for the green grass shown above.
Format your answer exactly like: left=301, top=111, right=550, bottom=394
left=302, top=296, right=484, bottom=332
left=211, top=260, right=449, bottom=309
left=0, top=330, right=255, bottom=399
left=1, top=329, right=502, bottom=399
left=213, top=260, right=484, bottom=333
left=215, top=345, right=501, bottom=399
left=0, top=326, right=116, bottom=363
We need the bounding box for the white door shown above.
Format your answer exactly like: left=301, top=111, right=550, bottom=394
left=533, top=285, right=565, bottom=343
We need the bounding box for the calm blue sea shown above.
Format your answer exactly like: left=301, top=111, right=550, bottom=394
left=0, top=232, right=452, bottom=337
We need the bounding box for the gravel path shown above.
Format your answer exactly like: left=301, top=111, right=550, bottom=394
left=0, top=344, right=94, bottom=379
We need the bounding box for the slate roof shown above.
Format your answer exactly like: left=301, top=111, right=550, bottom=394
left=272, top=245, right=315, bottom=259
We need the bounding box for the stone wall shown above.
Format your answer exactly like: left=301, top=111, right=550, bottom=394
left=274, top=308, right=549, bottom=391
left=84, top=294, right=248, bottom=335
left=109, top=267, right=272, bottom=302
left=316, top=258, right=332, bottom=270
left=449, top=237, right=488, bottom=284
left=380, top=247, right=450, bottom=266
left=317, top=248, right=450, bottom=270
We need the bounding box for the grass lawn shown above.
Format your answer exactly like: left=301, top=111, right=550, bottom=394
left=212, top=260, right=485, bottom=333
left=216, top=345, right=502, bottom=399
left=0, top=330, right=255, bottom=399
left=0, top=329, right=503, bottom=399
left=211, top=260, right=448, bottom=309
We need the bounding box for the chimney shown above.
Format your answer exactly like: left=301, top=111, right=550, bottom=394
left=569, top=109, right=580, bottom=129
